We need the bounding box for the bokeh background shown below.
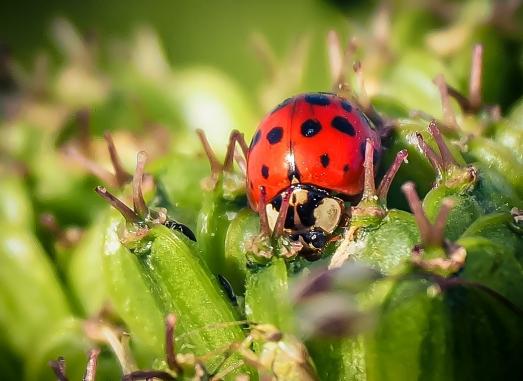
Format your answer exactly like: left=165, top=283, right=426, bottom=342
left=1, top=1, right=523, bottom=380
left=1, top=0, right=348, bottom=88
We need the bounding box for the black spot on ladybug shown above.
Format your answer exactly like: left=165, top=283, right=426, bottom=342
left=271, top=97, right=292, bottom=113
left=332, top=116, right=356, bottom=136
left=250, top=130, right=261, bottom=149
left=301, top=119, right=322, bottom=137
left=305, top=93, right=330, bottom=106
left=261, top=165, right=269, bottom=179
left=340, top=100, right=352, bottom=113
left=343, top=164, right=350, bottom=173
left=267, top=126, right=284, bottom=144
left=320, top=153, right=330, bottom=168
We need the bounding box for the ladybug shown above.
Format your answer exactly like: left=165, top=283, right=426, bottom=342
left=246, top=92, right=381, bottom=252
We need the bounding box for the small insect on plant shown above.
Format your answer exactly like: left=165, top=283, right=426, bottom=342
left=245, top=92, right=381, bottom=256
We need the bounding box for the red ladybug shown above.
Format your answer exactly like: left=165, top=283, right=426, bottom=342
left=246, top=92, right=381, bottom=251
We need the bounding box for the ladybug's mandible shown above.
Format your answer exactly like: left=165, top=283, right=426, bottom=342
left=246, top=92, right=381, bottom=251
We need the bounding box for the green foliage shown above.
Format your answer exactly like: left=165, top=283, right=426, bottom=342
left=1, top=1, right=523, bottom=379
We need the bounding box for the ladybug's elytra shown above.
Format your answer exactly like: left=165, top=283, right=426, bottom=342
left=246, top=92, right=381, bottom=251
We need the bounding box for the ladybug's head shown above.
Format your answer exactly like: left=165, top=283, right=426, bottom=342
left=265, top=184, right=346, bottom=253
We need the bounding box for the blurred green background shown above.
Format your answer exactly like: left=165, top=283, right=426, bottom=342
left=1, top=1, right=523, bottom=380
left=1, top=0, right=356, bottom=104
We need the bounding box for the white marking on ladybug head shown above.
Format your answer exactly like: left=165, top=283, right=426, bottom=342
left=313, top=197, right=343, bottom=234
left=289, top=188, right=309, bottom=206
